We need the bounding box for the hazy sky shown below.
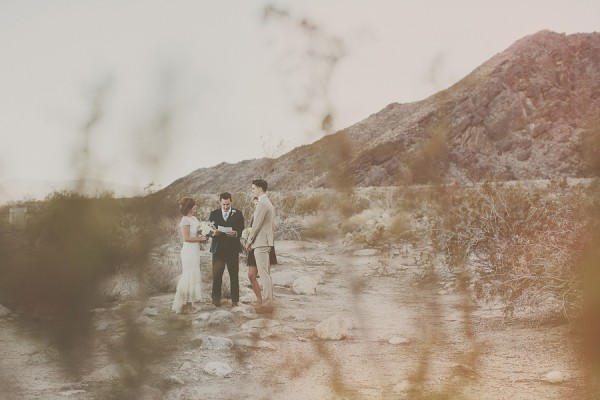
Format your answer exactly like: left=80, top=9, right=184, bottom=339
left=1, top=0, right=599, bottom=188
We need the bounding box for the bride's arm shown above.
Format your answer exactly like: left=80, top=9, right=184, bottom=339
left=181, top=224, right=207, bottom=243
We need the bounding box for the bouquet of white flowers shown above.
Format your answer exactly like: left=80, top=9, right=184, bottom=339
left=241, top=227, right=252, bottom=241
left=198, top=221, right=216, bottom=237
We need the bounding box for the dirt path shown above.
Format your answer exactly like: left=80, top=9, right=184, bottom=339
left=0, top=240, right=591, bottom=399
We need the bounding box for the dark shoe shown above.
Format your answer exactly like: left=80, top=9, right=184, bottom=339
left=231, top=302, right=240, bottom=307
left=212, top=301, right=221, bottom=307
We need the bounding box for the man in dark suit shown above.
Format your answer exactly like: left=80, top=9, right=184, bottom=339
left=209, top=192, right=244, bottom=307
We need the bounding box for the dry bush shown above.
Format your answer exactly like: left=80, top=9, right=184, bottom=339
left=271, top=190, right=326, bottom=217
left=143, top=246, right=180, bottom=294
left=0, top=190, right=171, bottom=382
left=338, top=198, right=420, bottom=249
left=578, top=194, right=600, bottom=395
left=274, top=216, right=302, bottom=240
left=348, top=223, right=385, bottom=247
left=429, top=180, right=594, bottom=318
left=338, top=216, right=364, bottom=235
left=0, top=192, right=167, bottom=308
left=300, top=215, right=330, bottom=240
left=407, top=128, right=450, bottom=184
left=335, top=193, right=369, bottom=218
left=388, top=212, right=411, bottom=237
left=270, top=190, right=365, bottom=240
left=295, top=193, right=325, bottom=215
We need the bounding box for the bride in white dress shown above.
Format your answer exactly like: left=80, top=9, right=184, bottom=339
left=172, top=197, right=207, bottom=314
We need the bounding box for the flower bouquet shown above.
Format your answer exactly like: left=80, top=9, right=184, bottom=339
left=198, top=221, right=217, bottom=237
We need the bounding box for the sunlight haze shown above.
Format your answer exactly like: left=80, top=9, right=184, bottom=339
left=1, top=0, right=598, bottom=190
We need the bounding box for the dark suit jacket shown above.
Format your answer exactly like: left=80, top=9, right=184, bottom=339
left=209, top=208, right=244, bottom=256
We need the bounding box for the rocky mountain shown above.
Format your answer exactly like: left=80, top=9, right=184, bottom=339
left=162, top=30, right=600, bottom=199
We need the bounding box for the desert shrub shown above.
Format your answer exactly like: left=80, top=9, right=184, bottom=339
left=275, top=216, right=302, bottom=240
left=143, top=250, right=180, bottom=294
left=349, top=223, right=385, bottom=247
left=388, top=213, right=411, bottom=237
left=335, top=193, right=369, bottom=217
left=295, top=193, right=325, bottom=215
left=398, top=185, right=433, bottom=213
left=362, top=187, right=402, bottom=209
left=406, top=129, right=449, bottom=184
left=429, top=181, right=594, bottom=318
left=338, top=218, right=362, bottom=235
left=0, top=191, right=164, bottom=311
left=300, top=216, right=330, bottom=240
left=264, top=191, right=322, bottom=240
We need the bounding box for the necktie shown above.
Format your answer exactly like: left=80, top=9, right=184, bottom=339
left=224, top=211, right=229, bottom=220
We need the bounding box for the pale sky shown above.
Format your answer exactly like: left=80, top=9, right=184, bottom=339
left=1, top=0, right=599, bottom=188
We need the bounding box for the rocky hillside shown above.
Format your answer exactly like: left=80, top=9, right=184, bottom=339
left=161, top=30, right=600, bottom=199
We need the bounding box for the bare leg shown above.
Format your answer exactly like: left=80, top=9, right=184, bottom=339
left=247, top=266, right=263, bottom=305
left=183, top=302, right=197, bottom=314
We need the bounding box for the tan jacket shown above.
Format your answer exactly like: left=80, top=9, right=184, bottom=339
left=248, top=195, right=274, bottom=248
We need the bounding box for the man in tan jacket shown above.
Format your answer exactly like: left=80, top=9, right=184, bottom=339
left=245, top=179, right=275, bottom=313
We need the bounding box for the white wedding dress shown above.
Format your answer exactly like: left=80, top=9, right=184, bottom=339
left=172, top=215, right=203, bottom=313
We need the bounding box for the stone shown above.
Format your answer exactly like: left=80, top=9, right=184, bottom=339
left=392, top=381, right=412, bottom=393
left=95, top=320, right=109, bottom=331
left=59, top=389, right=87, bottom=396
left=83, top=364, right=137, bottom=382
left=142, top=307, right=159, bottom=317
left=0, top=304, right=12, bottom=317
left=451, top=363, right=477, bottom=377
left=353, top=249, right=379, bottom=257
left=195, top=312, right=211, bottom=321
left=543, top=370, right=566, bottom=383
left=207, top=310, right=233, bottom=325
left=179, top=362, right=193, bottom=371
left=136, top=316, right=154, bottom=324
left=165, top=375, right=185, bottom=385
left=388, top=336, right=410, bottom=345
left=292, top=276, right=317, bottom=295
left=201, top=336, right=234, bottom=351
left=203, top=362, right=233, bottom=377
left=315, top=315, right=353, bottom=340
left=272, top=271, right=304, bottom=287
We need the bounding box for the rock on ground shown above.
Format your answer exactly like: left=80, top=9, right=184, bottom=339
left=292, top=276, right=317, bottom=295
left=315, top=315, right=353, bottom=340
left=203, top=362, right=233, bottom=377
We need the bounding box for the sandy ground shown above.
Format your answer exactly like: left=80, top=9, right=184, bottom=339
left=0, top=239, right=592, bottom=399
